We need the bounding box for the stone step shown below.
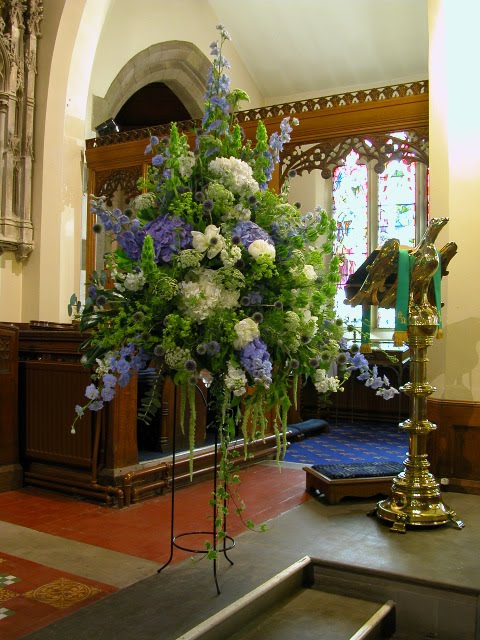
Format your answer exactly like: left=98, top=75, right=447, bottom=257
left=178, top=556, right=395, bottom=640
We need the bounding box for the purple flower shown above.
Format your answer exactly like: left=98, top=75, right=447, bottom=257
left=85, top=384, right=99, bottom=400
left=87, top=285, right=97, bottom=300
left=350, top=352, right=369, bottom=370
left=232, top=221, right=274, bottom=250
left=75, top=405, right=84, bottom=417
left=101, top=386, right=116, bottom=402
left=89, top=400, right=104, bottom=412
left=102, top=373, right=117, bottom=388
left=152, top=154, right=164, bottom=167
left=207, top=341, right=220, bottom=355
left=240, top=338, right=272, bottom=385
left=137, top=215, right=192, bottom=263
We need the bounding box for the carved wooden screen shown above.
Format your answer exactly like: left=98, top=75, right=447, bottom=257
left=85, top=82, right=428, bottom=281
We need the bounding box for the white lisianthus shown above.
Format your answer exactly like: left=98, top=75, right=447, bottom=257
left=191, top=225, right=226, bottom=259
left=248, top=239, right=276, bottom=261
left=220, top=244, right=242, bottom=267
left=124, top=270, right=146, bottom=292
left=313, top=369, right=342, bottom=394
left=233, top=318, right=260, bottom=349
left=224, top=362, right=247, bottom=396
left=303, top=264, right=316, bottom=280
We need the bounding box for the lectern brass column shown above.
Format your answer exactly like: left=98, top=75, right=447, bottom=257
left=345, top=217, right=464, bottom=533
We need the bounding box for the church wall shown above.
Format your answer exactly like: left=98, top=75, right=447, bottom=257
left=88, top=0, right=264, bottom=127
left=428, top=0, right=480, bottom=404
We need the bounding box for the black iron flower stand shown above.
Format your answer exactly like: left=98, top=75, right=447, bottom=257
left=157, top=417, right=235, bottom=595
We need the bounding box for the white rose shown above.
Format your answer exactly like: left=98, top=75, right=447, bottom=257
left=248, top=239, right=276, bottom=260
left=234, top=318, right=259, bottom=349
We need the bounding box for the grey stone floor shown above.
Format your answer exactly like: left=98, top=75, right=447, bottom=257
left=15, top=484, right=479, bottom=640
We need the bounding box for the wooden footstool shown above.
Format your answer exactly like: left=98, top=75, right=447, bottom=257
left=304, top=465, right=399, bottom=505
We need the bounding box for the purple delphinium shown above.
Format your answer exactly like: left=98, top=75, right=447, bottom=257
left=232, top=221, right=274, bottom=250
left=240, top=338, right=272, bottom=386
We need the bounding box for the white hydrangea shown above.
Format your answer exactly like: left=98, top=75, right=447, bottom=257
left=209, top=156, right=259, bottom=196
left=191, top=225, right=226, bottom=259
left=233, top=317, right=260, bottom=349
left=179, top=269, right=239, bottom=321
left=313, top=369, right=342, bottom=394
left=224, top=362, right=247, bottom=397
left=248, top=239, right=276, bottom=261
left=220, top=244, right=242, bottom=267
left=124, top=271, right=146, bottom=292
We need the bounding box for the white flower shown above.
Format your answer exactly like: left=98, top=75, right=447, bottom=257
left=301, top=308, right=319, bottom=336
left=313, top=369, right=342, bottom=394
left=233, top=318, right=259, bottom=349
left=179, top=269, right=239, bottom=321
left=224, top=362, right=247, bottom=397
left=220, top=244, right=242, bottom=267
left=248, top=239, right=276, bottom=261
left=131, top=192, right=156, bottom=212
left=209, top=156, right=259, bottom=196
left=124, top=271, right=146, bottom=292
left=191, top=225, right=226, bottom=259
left=303, top=264, right=316, bottom=280
left=179, top=152, right=195, bottom=178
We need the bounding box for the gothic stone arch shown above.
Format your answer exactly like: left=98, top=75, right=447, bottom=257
left=91, top=40, right=210, bottom=130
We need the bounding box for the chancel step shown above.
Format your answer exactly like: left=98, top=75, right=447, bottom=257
left=178, top=556, right=395, bottom=640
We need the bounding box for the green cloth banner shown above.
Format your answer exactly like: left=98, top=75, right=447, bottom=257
left=394, top=248, right=411, bottom=346
left=361, top=305, right=371, bottom=353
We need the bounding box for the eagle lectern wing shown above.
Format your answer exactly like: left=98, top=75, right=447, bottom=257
left=344, top=238, right=400, bottom=307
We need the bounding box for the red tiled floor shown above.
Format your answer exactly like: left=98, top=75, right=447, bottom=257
left=0, top=551, right=117, bottom=640
left=0, top=464, right=310, bottom=563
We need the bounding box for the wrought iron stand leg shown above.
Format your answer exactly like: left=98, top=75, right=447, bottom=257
left=157, top=420, right=176, bottom=573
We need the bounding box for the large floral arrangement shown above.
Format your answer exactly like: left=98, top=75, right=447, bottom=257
left=72, top=26, right=396, bottom=528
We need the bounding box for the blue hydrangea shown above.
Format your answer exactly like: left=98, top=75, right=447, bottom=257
left=240, top=338, right=272, bottom=385
left=232, top=221, right=274, bottom=250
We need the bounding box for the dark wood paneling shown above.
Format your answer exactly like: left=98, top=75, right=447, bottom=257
left=22, top=361, right=94, bottom=467
left=0, top=324, right=22, bottom=491
left=428, top=398, right=480, bottom=494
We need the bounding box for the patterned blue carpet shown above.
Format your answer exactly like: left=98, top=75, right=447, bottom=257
left=283, top=420, right=409, bottom=465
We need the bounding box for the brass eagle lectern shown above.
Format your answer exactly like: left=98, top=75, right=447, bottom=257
left=345, top=217, right=464, bottom=533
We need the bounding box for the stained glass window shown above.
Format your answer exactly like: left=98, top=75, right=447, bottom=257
left=331, top=143, right=425, bottom=333
left=332, top=150, right=367, bottom=326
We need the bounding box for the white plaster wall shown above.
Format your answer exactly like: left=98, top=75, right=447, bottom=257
left=88, top=0, right=263, bottom=114
left=428, top=0, right=480, bottom=402
left=0, top=253, right=22, bottom=322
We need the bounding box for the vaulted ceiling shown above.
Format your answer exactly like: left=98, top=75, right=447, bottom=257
left=207, top=0, right=429, bottom=103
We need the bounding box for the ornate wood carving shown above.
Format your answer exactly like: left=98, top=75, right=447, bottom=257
left=237, top=81, right=428, bottom=122
left=95, top=165, right=143, bottom=206
left=281, top=128, right=429, bottom=183
left=0, top=0, right=43, bottom=261
left=85, top=80, right=427, bottom=149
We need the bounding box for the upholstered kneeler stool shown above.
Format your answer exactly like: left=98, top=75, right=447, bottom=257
left=304, top=462, right=403, bottom=505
